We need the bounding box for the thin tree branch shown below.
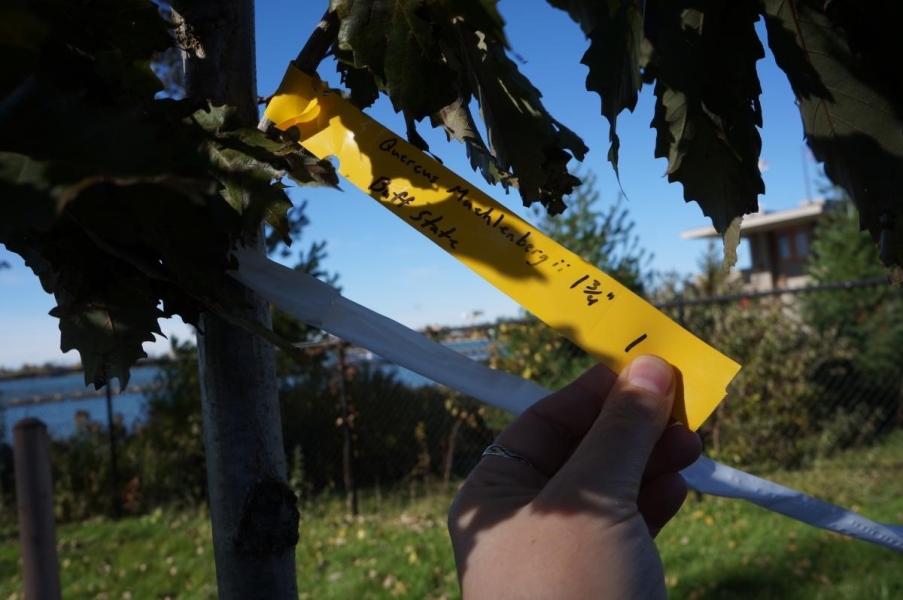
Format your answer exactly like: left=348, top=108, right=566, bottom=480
left=295, top=10, right=341, bottom=74
left=258, top=10, right=340, bottom=132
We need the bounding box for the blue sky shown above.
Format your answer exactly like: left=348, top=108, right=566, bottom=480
left=0, top=1, right=821, bottom=369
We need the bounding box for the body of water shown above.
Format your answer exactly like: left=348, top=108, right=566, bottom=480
left=0, top=367, right=159, bottom=442
left=0, top=339, right=490, bottom=441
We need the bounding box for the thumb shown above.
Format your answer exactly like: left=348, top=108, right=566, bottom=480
left=549, top=355, right=677, bottom=500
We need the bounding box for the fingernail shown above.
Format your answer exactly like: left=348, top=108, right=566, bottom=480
left=626, top=355, right=673, bottom=396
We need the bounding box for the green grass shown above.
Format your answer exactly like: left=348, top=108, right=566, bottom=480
left=2, top=434, right=902, bottom=599
left=293, top=489, right=458, bottom=599
left=0, top=486, right=460, bottom=600
left=1, top=507, right=218, bottom=599
left=660, top=432, right=903, bottom=599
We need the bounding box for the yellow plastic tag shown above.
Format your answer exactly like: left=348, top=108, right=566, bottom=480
left=265, top=65, right=740, bottom=430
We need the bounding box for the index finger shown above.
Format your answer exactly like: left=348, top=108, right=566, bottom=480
left=493, top=363, right=618, bottom=478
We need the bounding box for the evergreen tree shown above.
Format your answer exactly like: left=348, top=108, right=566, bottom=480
left=801, top=197, right=903, bottom=440
left=493, top=172, right=651, bottom=390
left=530, top=171, right=651, bottom=294
left=804, top=198, right=903, bottom=374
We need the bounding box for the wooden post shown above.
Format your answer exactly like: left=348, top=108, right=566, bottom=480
left=171, top=0, right=299, bottom=597
left=14, top=418, right=61, bottom=600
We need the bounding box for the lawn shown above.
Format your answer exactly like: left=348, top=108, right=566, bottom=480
left=2, top=434, right=902, bottom=599
left=659, top=432, right=903, bottom=599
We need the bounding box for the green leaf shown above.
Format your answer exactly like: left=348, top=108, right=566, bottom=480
left=93, top=51, right=164, bottom=101
left=201, top=142, right=285, bottom=182
left=762, top=0, right=903, bottom=281
left=448, top=23, right=587, bottom=209
left=0, top=0, right=325, bottom=389
left=548, top=0, right=644, bottom=178
left=242, top=181, right=294, bottom=243
left=282, top=152, right=341, bottom=189
left=192, top=104, right=339, bottom=242
left=0, top=7, right=51, bottom=96
left=50, top=277, right=164, bottom=389
left=0, top=6, right=51, bottom=51
left=0, top=80, right=195, bottom=179
left=429, top=0, right=508, bottom=46
left=647, top=0, right=764, bottom=268
left=335, top=54, right=380, bottom=109
left=426, top=30, right=515, bottom=189
left=0, top=152, right=91, bottom=234
left=332, top=0, right=458, bottom=116
left=430, top=95, right=514, bottom=188
left=40, top=0, right=170, bottom=102
left=332, top=0, right=506, bottom=111
left=218, top=177, right=247, bottom=213
left=331, top=1, right=583, bottom=209
left=582, top=1, right=643, bottom=178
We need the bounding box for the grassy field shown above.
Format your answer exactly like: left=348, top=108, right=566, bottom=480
left=2, top=433, right=902, bottom=599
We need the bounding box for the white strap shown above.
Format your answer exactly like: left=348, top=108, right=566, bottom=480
left=231, top=248, right=903, bottom=553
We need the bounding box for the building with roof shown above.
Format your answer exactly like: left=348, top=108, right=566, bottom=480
left=681, top=199, right=840, bottom=292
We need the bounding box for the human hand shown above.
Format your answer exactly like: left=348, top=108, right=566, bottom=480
left=448, top=355, right=702, bottom=599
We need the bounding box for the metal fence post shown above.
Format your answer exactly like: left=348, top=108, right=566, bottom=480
left=13, top=418, right=61, bottom=600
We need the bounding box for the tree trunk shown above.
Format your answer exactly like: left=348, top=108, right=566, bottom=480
left=171, top=2, right=298, bottom=598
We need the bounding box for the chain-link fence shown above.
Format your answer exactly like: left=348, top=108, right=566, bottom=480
left=0, top=365, right=165, bottom=521
left=1, top=277, right=900, bottom=523
left=657, top=277, right=903, bottom=472
left=0, top=333, right=502, bottom=523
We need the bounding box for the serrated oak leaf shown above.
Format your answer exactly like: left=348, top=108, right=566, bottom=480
left=50, top=278, right=164, bottom=389
left=448, top=24, right=587, bottom=210
left=282, top=153, right=341, bottom=189
left=192, top=105, right=334, bottom=241
left=647, top=1, right=764, bottom=268
left=335, top=53, right=380, bottom=109
left=332, top=0, right=458, bottom=117
left=0, top=152, right=97, bottom=234
left=431, top=95, right=515, bottom=189
left=429, top=0, right=507, bottom=47
left=548, top=0, right=645, bottom=179
left=763, top=0, right=903, bottom=281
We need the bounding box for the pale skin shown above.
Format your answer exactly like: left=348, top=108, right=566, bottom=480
left=448, top=355, right=701, bottom=599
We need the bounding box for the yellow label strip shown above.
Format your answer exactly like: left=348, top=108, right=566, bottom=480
left=265, top=65, right=740, bottom=430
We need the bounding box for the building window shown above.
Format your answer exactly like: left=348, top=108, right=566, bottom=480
left=778, top=234, right=792, bottom=260
left=775, top=228, right=812, bottom=263
left=795, top=230, right=810, bottom=258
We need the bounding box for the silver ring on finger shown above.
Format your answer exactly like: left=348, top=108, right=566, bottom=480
left=481, top=444, right=534, bottom=467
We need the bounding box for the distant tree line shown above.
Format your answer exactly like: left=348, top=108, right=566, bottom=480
left=2, top=181, right=899, bottom=521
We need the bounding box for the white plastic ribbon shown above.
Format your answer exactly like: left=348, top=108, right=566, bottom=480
left=231, top=247, right=903, bottom=553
